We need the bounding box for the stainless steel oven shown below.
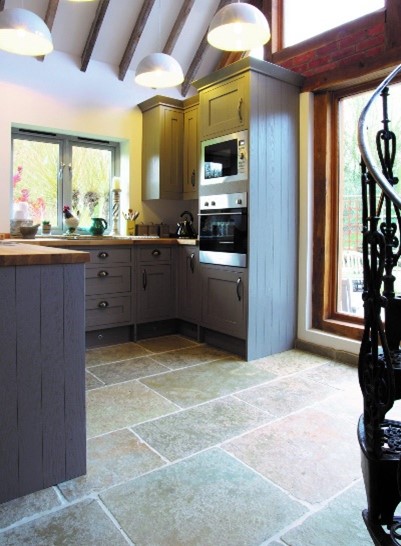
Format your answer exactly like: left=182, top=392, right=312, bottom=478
left=199, top=192, right=247, bottom=267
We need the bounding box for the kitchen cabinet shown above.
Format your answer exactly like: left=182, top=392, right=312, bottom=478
left=82, top=246, right=132, bottom=330
left=136, top=245, right=175, bottom=323
left=199, top=74, right=248, bottom=140
left=177, top=245, right=201, bottom=324
left=200, top=264, right=247, bottom=339
left=183, top=96, right=199, bottom=200
left=139, top=96, right=184, bottom=200
left=194, top=57, right=304, bottom=359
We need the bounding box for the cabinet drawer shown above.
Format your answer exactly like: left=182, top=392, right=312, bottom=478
left=138, top=246, right=171, bottom=263
left=85, top=266, right=131, bottom=296
left=85, top=247, right=131, bottom=265
left=86, top=295, right=131, bottom=328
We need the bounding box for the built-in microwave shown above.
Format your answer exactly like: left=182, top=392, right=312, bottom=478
left=201, top=130, right=248, bottom=186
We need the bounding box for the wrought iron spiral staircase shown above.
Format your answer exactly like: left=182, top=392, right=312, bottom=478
left=358, top=62, right=401, bottom=545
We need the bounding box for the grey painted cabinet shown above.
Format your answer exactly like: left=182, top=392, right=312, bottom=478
left=200, top=264, right=247, bottom=339
left=177, top=245, right=201, bottom=323
left=183, top=97, right=199, bottom=200
left=136, top=246, right=175, bottom=323
left=82, top=246, right=132, bottom=330
left=0, top=263, right=86, bottom=504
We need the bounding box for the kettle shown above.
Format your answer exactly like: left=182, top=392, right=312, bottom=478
left=89, top=217, right=108, bottom=236
left=176, top=210, right=197, bottom=239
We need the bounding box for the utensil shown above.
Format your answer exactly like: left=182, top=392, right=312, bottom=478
left=123, top=209, right=140, bottom=221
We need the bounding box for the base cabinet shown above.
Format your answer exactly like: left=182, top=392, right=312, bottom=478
left=177, top=246, right=201, bottom=324
left=200, top=265, right=247, bottom=339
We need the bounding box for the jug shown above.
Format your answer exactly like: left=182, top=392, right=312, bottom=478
left=89, top=217, right=108, bottom=236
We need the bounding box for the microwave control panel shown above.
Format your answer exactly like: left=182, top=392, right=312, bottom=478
left=238, top=138, right=247, bottom=175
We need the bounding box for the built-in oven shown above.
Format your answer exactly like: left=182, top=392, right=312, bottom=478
left=199, top=192, right=247, bottom=267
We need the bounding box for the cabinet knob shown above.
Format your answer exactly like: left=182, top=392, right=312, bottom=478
left=98, top=270, right=109, bottom=277
left=98, top=251, right=109, bottom=259
left=98, top=301, right=109, bottom=308
left=152, top=249, right=161, bottom=256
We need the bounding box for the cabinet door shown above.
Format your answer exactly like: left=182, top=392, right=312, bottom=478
left=137, top=264, right=174, bottom=323
left=199, top=75, right=248, bottom=139
left=160, top=107, right=184, bottom=198
left=177, top=246, right=201, bottom=323
left=183, top=105, right=199, bottom=199
left=201, top=266, right=247, bottom=339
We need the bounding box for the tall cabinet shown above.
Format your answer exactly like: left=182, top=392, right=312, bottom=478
left=194, top=57, right=304, bottom=361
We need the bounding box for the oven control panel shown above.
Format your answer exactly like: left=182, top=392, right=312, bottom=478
left=200, top=192, right=247, bottom=211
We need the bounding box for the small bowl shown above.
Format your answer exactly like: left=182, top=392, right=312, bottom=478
left=20, top=224, right=40, bottom=239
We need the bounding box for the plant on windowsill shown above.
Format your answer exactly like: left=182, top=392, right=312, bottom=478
left=63, top=205, right=80, bottom=234
left=42, top=220, right=51, bottom=235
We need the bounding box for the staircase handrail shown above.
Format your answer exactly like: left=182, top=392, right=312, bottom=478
left=358, top=63, right=401, bottom=209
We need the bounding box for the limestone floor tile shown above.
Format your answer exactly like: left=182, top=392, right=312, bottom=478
left=149, top=344, right=229, bottom=370
left=87, top=380, right=179, bottom=438
left=58, top=429, right=166, bottom=501
left=0, top=498, right=127, bottom=546
left=140, top=357, right=276, bottom=408
left=86, top=370, right=104, bottom=390
left=100, top=448, right=306, bottom=546
left=303, top=360, right=359, bottom=390
left=235, top=375, right=338, bottom=417
left=314, top=385, right=364, bottom=425
left=86, top=341, right=150, bottom=367
left=88, top=355, right=170, bottom=385
left=136, top=334, right=199, bottom=353
left=0, top=488, right=61, bottom=530
left=281, top=480, right=371, bottom=546
left=251, top=349, right=331, bottom=376
left=133, top=396, right=274, bottom=461
left=224, top=407, right=361, bottom=505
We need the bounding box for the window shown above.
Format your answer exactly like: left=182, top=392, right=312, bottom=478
left=12, top=129, right=119, bottom=233
left=283, top=0, right=384, bottom=47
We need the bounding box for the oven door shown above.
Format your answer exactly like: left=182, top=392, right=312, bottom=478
left=199, top=208, right=247, bottom=267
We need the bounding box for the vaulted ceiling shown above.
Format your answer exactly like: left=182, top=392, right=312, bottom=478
left=0, top=0, right=259, bottom=97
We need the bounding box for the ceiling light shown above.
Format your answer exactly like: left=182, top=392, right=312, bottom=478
left=207, top=2, right=270, bottom=51
left=135, top=53, right=184, bottom=89
left=0, top=8, right=53, bottom=56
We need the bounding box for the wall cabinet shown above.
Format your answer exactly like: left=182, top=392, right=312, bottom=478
left=82, top=246, right=132, bottom=330
left=139, top=96, right=184, bottom=200
left=183, top=97, right=199, bottom=200
left=200, top=264, right=247, bottom=339
left=199, top=74, right=248, bottom=140
left=136, top=246, right=175, bottom=323
left=177, top=245, right=201, bottom=324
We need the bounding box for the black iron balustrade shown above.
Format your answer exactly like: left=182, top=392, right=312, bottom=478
left=358, top=63, right=401, bottom=545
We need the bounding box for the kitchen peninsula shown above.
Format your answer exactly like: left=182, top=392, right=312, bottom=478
left=0, top=243, right=90, bottom=504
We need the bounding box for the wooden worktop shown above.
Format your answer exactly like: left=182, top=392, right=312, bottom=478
left=0, top=242, right=90, bottom=266
left=8, top=237, right=198, bottom=247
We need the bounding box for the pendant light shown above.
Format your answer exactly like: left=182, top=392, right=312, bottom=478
left=135, top=52, right=184, bottom=89
left=0, top=8, right=53, bottom=56
left=207, top=1, right=270, bottom=52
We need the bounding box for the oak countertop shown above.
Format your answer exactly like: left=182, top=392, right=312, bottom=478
left=0, top=242, right=90, bottom=267
left=8, top=237, right=198, bottom=247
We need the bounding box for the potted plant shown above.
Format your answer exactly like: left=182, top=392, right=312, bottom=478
left=42, top=220, right=51, bottom=235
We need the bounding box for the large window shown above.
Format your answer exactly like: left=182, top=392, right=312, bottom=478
left=283, top=0, right=384, bottom=47
left=12, top=129, right=119, bottom=233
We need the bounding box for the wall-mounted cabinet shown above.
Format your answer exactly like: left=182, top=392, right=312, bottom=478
left=183, top=96, right=199, bottom=200
left=139, top=96, right=184, bottom=200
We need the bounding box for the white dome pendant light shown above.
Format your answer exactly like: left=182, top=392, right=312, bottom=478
left=135, top=52, right=184, bottom=88
left=0, top=8, right=53, bottom=56
left=207, top=1, right=270, bottom=52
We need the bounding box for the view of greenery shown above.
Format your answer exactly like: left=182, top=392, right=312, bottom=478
left=338, top=82, right=401, bottom=315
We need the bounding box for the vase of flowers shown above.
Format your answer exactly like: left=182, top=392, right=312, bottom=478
left=63, top=205, right=79, bottom=234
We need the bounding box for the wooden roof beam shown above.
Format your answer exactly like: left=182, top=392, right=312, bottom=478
left=118, top=0, right=156, bottom=82
left=37, top=0, right=60, bottom=62
left=163, top=0, right=195, bottom=55
left=81, top=0, right=110, bottom=72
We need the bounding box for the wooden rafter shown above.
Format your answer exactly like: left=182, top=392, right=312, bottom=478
left=37, top=0, right=60, bottom=62
left=163, top=0, right=195, bottom=55
left=81, top=0, right=110, bottom=72
left=181, top=0, right=235, bottom=97
left=118, top=0, right=156, bottom=82
left=0, top=0, right=5, bottom=11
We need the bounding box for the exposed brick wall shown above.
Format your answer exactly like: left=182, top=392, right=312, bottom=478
left=278, top=21, right=385, bottom=78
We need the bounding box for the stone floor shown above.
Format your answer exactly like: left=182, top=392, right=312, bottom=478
left=0, top=335, right=375, bottom=545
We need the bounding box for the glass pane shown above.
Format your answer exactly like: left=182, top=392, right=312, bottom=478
left=284, top=0, right=384, bottom=47
left=12, top=139, right=59, bottom=226
left=71, top=145, right=112, bottom=229
left=338, top=83, right=401, bottom=317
